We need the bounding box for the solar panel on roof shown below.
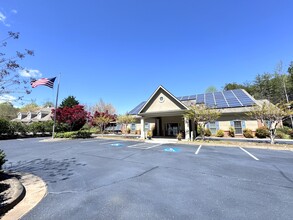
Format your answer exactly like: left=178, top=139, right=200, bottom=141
left=129, top=89, right=256, bottom=114
left=232, top=89, right=255, bottom=106
left=182, top=96, right=189, bottom=100
left=205, top=93, right=215, bottom=107
left=189, top=95, right=197, bottom=100
left=129, top=101, right=146, bottom=115
left=196, top=94, right=204, bottom=103
left=223, top=90, right=242, bottom=107
left=214, top=92, right=229, bottom=108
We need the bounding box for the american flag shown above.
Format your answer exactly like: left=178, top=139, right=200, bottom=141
left=30, top=77, right=56, bottom=88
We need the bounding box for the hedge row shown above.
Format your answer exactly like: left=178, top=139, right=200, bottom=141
left=0, top=118, right=54, bottom=137
left=200, top=126, right=293, bottom=139
left=54, top=130, right=92, bottom=139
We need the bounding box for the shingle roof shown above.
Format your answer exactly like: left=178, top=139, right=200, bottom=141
left=129, top=89, right=257, bottom=115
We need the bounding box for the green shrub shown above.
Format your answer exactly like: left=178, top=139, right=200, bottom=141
left=54, top=130, right=91, bottom=139
left=147, top=130, right=153, bottom=137
left=243, top=128, right=254, bottom=138
left=255, top=126, right=270, bottom=138
left=275, top=130, right=288, bottom=139
left=197, top=126, right=202, bottom=136
left=0, top=118, right=10, bottom=135
left=216, top=129, right=224, bottom=137
left=44, top=121, right=54, bottom=133
left=89, top=127, right=99, bottom=134
left=81, top=123, right=91, bottom=131
left=177, top=132, right=183, bottom=140
left=289, top=130, right=293, bottom=139
left=0, top=149, right=7, bottom=171
left=276, top=127, right=292, bottom=135
left=75, top=130, right=92, bottom=138
left=54, top=132, right=64, bottom=138
left=28, top=122, right=45, bottom=135
left=10, top=121, right=27, bottom=135
left=204, top=128, right=211, bottom=137
left=55, top=123, right=70, bottom=132
left=229, top=126, right=235, bottom=137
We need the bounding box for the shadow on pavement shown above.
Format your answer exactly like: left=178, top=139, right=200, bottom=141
left=4, top=158, right=86, bottom=184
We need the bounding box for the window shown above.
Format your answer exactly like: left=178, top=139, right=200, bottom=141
left=264, top=120, right=271, bottom=128
left=131, top=123, right=136, bottom=131
left=144, top=123, right=149, bottom=131
left=209, top=122, right=217, bottom=135
left=234, top=121, right=242, bottom=134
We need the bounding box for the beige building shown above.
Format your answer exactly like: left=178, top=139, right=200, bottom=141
left=11, top=108, right=53, bottom=124
left=128, top=86, right=264, bottom=140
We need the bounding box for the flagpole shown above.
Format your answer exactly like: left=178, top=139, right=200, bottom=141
left=52, top=73, right=61, bottom=138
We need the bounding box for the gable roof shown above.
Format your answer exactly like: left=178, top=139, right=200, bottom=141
left=129, top=87, right=257, bottom=115
left=137, top=85, right=189, bottom=115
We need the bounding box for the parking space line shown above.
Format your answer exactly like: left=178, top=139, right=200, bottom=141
left=146, top=144, right=162, bottom=149
left=239, top=147, right=259, bottom=161
left=127, top=143, right=147, bottom=148
left=105, top=141, right=123, bottom=145
left=195, top=145, right=202, bottom=155
left=80, top=139, right=101, bottom=143
left=80, top=140, right=120, bottom=144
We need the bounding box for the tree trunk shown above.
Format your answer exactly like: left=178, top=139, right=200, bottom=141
left=201, top=128, right=205, bottom=141
left=270, top=129, right=275, bottom=144
left=192, top=121, right=196, bottom=141
left=100, top=124, right=103, bottom=136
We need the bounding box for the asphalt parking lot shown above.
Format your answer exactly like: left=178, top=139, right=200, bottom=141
left=1, top=138, right=293, bottom=220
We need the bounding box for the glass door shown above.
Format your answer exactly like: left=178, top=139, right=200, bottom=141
left=166, top=123, right=179, bottom=137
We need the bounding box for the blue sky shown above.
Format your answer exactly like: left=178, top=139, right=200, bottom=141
left=1, top=0, right=293, bottom=114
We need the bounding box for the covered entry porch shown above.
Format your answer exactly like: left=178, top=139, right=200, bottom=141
left=139, top=113, right=194, bottom=140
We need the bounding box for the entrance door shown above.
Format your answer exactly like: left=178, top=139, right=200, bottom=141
left=166, top=123, right=179, bottom=137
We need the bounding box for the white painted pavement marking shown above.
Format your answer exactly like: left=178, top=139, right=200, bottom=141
left=127, top=143, right=148, bottom=148
left=80, top=139, right=101, bottom=143
left=17, top=139, right=24, bottom=141
left=146, top=144, right=162, bottom=149
left=195, top=145, right=202, bottom=155
left=105, top=140, right=124, bottom=145
left=239, top=147, right=259, bottom=161
left=80, top=140, right=120, bottom=144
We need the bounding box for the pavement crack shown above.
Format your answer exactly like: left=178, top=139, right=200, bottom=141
left=121, top=152, right=140, bottom=160
left=272, top=164, right=293, bottom=184
left=79, top=152, right=146, bottom=165
left=131, top=166, right=159, bottom=178
left=160, top=165, right=293, bottom=190
left=87, top=166, right=159, bottom=192
left=49, top=190, right=79, bottom=195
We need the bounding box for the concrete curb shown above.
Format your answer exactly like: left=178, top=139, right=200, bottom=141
left=1, top=173, right=47, bottom=220
left=0, top=175, right=26, bottom=216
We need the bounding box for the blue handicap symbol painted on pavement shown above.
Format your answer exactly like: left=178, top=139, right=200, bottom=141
left=164, top=147, right=181, bottom=153
left=110, top=143, right=124, bottom=147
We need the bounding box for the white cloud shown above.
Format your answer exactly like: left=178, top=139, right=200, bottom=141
left=11, top=9, right=18, bottom=14
left=0, top=12, right=6, bottom=22
left=0, top=11, right=10, bottom=27
left=19, top=69, right=42, bottom=78
left=0, top=94, right=17, bottom=103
